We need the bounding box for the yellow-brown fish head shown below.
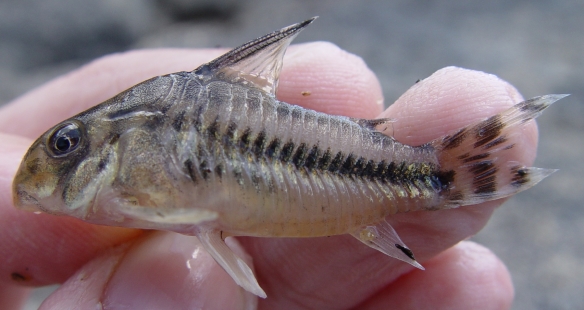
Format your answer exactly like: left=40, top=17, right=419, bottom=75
left=12, top=117, right=118, bottom=219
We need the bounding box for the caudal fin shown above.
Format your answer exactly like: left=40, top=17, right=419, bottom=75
left=431, top=94, right=567, bottom=207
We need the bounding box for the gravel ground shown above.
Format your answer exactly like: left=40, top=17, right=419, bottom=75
left=1, top=1, right=581, bottom=309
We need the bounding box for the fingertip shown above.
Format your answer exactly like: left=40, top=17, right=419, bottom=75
left=359, top=241, right=514, bottom=310
left=381, top=66, right=538, bottom=164
left=102, top=232, right=256, bottom=309
left=278, top=42, right=384, bottom=118
left=41, top=233, right=257, bottom=309
left=39, top=244, right=130, bottom=310
left=0, top=283, right=29, bottom=310
left=0, top=49, right=225, bottom=138
left=384, top=67, right=522, bottom=140
left=1, top=43, right=385, bottom=138
left=0, top=211, right=141, bottom=286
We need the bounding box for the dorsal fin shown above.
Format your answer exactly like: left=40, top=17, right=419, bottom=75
left=193, top=17, right=317, bottom=95
left=351, top=118, right=395, bottom=132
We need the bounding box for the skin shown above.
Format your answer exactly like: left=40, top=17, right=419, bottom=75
left=0, top=41, right=534, bottom=309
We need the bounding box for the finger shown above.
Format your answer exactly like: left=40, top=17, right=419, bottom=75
left=0, top=49, right=224, bottom=138
left=384, top=66, right=537, bottom=161
left=0, top=133, right=141, bottom=286
left=1, top=42, right=384, bottom=286
left=0, top=283, right=29, bottom=310
left=384, top=66, right=538, bottom=264
left=241, top=67, right=535, bottom=309
left=356, top=241, right=514, bottom=310
left=277, top=42, right=384, bottom=118
left=39, top=244, right=130, bottom=309
left=0, top=42, right=384, bottom=138
left=41, top=233, right=257, bottom=310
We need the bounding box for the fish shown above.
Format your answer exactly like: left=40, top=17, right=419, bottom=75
left=12, top=17, right=566, bottom=298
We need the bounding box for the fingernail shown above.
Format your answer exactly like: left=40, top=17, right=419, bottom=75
left=40, top=244, right=130, bottom=309
left=102, top=232, right=256, bottom=310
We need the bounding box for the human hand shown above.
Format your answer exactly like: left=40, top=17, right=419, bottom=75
left=0, top=42, right=526, bottom=309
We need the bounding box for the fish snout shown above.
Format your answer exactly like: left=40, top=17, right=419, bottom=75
left=13, top=188, right=43, bottom=212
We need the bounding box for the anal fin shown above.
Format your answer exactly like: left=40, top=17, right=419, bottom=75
left=196, top=229, right=267, bottom=298
left=351, top=219, right=424, bottom=270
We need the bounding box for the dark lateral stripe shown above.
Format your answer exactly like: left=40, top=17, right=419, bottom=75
left=252, top=130, right=267, bottom=157
left=317, top=148, right=332, bottom=170
left=374, top=160, right=388, bottom=179
left=363, top=160, right=376, bottom=178
left=218, top=125, right=441, bottom=191
left=353, top=157, right=367, bottom=176
left=328, top=151, right=344, bottom=172
left=280, top=141, right=295, bottom=162
left=304, top=145, right=320, bottom=169
left=239, top=128, right=252, bottom=148
left=292, top=143, right=308, bottom=167
left=265, top=138, right=281, bottom=157
left=339, top=154, right=355, bottom=174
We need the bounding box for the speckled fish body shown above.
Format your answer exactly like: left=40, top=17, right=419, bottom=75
left=12, top=18, right=565, bottom=298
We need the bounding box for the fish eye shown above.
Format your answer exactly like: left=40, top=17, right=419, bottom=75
left=47, top=121, right=84, bottom=157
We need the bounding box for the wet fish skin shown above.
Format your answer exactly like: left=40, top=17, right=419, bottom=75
left=12, top=18, right=566, bottom=298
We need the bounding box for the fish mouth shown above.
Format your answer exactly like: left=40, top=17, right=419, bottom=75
left=13, top=189, right=45, bottom=213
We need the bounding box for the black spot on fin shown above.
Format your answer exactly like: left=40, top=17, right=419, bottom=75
left=350, top=219, right=425, bottom=270
left=430, top=95, right=567, bottom=208
left=510, top=165, right=530, bottom=187
left=395, top=244, right=416, bottom=261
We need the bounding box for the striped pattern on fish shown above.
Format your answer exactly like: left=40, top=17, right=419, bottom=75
left=12, top=17, right=565, bottom=298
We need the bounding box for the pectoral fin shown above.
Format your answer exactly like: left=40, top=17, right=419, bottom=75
left=114, top=197, right=219, bottom=225
left=351, top=219, right=424, bottom=270
left=196, top=229, right=267, bottom=298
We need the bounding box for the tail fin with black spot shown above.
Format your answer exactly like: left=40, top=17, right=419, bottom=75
left=431, top=94, right=567, bottom=207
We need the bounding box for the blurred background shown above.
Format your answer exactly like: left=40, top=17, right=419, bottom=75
left=0, top=0, right=581, bottom=309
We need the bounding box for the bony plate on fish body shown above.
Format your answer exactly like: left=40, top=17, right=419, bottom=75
left=12, top=17, right=566, bottom=298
